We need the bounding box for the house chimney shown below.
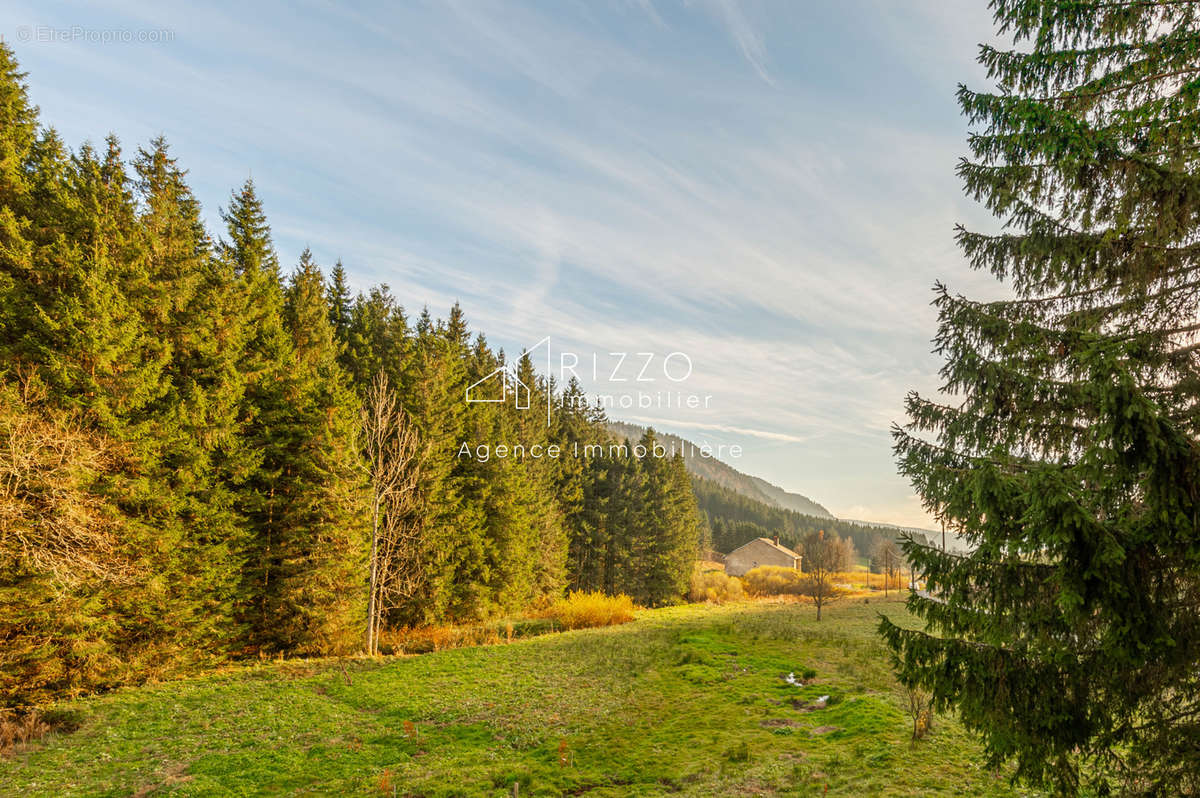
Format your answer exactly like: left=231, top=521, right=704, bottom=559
left=772, top=535, right=779, bottom=546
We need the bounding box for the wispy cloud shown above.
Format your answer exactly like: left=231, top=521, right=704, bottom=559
left=694, top=0, right=773, bottom=84
left=624, top=417, right=810, bottom=444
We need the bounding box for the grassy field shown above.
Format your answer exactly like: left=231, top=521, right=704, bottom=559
left=0, top=598, right=1040, bottom=797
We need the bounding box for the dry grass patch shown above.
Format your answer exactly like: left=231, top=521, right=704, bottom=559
left=0, top=711, right=52, bottom=756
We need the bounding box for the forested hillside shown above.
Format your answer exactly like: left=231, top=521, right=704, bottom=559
left=0, top=45, right=701, bottom=706
left=693, top=477, right=927, bottom=562
left=607, top=421, right=832, bottom=518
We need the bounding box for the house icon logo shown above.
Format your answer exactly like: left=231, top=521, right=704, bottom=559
left=465, top=363, right=532, bottom=409
left=464, top=336, right=549, bottom=418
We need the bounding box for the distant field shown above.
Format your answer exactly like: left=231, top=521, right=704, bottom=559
left=701, top=559, right=914, bottom=598
left=0, top=599, right=1037, bottom=797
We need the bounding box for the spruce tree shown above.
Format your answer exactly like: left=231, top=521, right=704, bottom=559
left=664, top=451, right=702, bottom=591
left=269, top=250, right=367, bottom=653
left=513, top=352, right=567, bottom=602
left=1, top=124, right=160, bottom=431
left=452, top=337, right=508, bottom=617
left=121, top=138, right=247, bottom=663
left=625, top=430, right=696, bottom=606
left=607, top=444, right=643, bottom=599
left=0, top=42, right=36, bottom=197
left=398, top=310, right=472, bottom=622
left=339, top=285, right=408, bottom=393
left=466, top=367, right=539, bottom=615
left=69, top=138, right=166, bottom=430
left=215, top=180, right=295, bottom=646
left=0, top=43, right=38, bottom=351
left=881, top=3, right=1200, bottom=794
left=327, top=260, right=353, bottom=342
left=557, top=378, right=599, bottom=589
left=216, top=177, right=289, bottom=455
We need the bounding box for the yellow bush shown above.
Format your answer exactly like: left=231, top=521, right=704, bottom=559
left=741, top=565, right=805, bottom=597
left=689, top=568, right=744, bottom=603
left=549, top=591, right=635, bottom=630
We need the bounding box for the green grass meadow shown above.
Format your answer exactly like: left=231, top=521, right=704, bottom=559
left=0, top=599, right=1040, bottom=797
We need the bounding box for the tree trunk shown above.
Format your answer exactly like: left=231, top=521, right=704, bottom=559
left=367, top=494, right=380, bottom=655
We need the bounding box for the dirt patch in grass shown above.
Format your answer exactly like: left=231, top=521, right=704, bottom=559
left=563, top=777, right=635, bottom=795
left=130, top=762, right=193, bottom=797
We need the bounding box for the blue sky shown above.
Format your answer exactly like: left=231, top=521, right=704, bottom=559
left=9, top=0, right=1008, bottom=528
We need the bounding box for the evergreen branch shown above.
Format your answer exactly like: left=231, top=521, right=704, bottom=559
left=900, top=533, right=1061, bottom=572
left=1033, top=67, right=1200, bottom=105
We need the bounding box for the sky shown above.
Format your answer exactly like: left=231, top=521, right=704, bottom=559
left=8, top=0, right=1011, bottom=529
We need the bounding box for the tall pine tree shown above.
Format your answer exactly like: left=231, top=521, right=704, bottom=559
left=215, top=180, right=296, bottom=648
left=0, top=42, right=39, bottom=360
left=122, top=138, right=247, bottom=666
left=881, top=3, right=1200, bottom=794
left=266, top=250, right=367, bottom=654
left=327, top=259, right=352, bottom=342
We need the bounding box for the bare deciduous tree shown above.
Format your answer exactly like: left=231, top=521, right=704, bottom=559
left=1, top=375, right=136, bottom=586
left=361, top=372, right=421, bottom=656
left=872, top=538, right=903, bottom=597
left=905, top=685, right=934, bottom=741
left=800, top=530, right=843, bottom=621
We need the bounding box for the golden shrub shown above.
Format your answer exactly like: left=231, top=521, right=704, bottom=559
left=548, top=591, right=635, bottom=630
left=688, top=568, right=744, bottom=603
left=741, top=565, right=805, bottom=597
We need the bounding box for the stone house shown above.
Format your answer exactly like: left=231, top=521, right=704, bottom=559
left=724, top=536, right=801, bottom=577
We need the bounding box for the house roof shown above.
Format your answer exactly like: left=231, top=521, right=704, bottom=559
left=730, top=537, right=801, bottom=560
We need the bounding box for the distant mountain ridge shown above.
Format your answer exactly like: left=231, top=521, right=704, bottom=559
left=606, top=421, right=834, bottom=519
left=841, top=518, right=966, bottom=552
